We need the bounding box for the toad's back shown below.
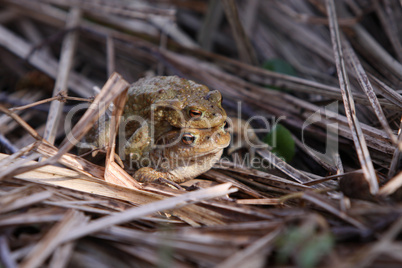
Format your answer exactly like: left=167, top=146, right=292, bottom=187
left=123, top=75, right=226, bottom=130
left=127, top=76, right=210, bottom=112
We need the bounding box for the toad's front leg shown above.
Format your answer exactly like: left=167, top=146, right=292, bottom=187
left=133, top=167, right=179, bottom=183
left=133, top=167, right=185, bottom=189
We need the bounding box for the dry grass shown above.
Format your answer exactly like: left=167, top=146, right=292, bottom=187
left=0, top=0, right=401, bottom=267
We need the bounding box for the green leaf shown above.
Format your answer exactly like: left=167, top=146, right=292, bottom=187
left=262, top=59, right=296, bottom=91
left=298, top=233, right=334, bottom=268
left=275, top=228, right=334, bottom=268
left=262, top=59, right=296, bottom=76
left=275, top=227, right=306, bottom=264
left=263, top=124, right=295, bottom=162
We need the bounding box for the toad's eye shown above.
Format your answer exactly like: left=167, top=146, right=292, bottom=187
left=182, top=133, right=196, bottom=145
left=189, top=109, right=202, bottom=118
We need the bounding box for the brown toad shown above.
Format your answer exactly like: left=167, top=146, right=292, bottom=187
left=121, top=76, right=226, bottom=159
left=83, top=76, right=228, bottom=183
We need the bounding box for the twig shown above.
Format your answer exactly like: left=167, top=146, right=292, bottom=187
left=44, top=8, right=81, bottom=145
left=221, top=0, right=258, bottom=65
left=39, top=0, right=176, bottom=20
left=60, top=183, right=236, bottom=243
left=56, top=72, right=129, bottom=160
left=0, top=74, right=128, bottom=181
left=216, top=227, right=282, bottom=268
left=198, top=0, right=224, bottom=51
left=8, top=92, right=91, bottom=112
left=0, top=133, right=19, bottom=154
left=326, top=0, right=378, bottom=194
left=350, top=24, right=402, bottom=81
left=337, top=216, right=402, bottom=268
left=20, top=210, right=88, bottom=268
left=0, top=25, right=96, bottom=98
left=0, top=236, right=17, bottom=268
left=380, top=171, right=402, bottom=196
left=0, top=105, right=43, bottom=141
left=343, top=36, right=399, bottom=147
left=257, top=149, right=314, bottom=184
left=374, top=0, right=402, bottom=62
left=301, top=192, right=367, bottom=230
left=150, top=16, right=199, bottom=48
left=369, top=74, right=402, bottom=109
left=48, top=243, right=75, bottom=268
left=388, top=117, right=402, bottom=179
left=104, top=85, right=142, bottom=189
left=106, top=35, right=115, bottom=77
left=19, top=18, right=53, bottom=57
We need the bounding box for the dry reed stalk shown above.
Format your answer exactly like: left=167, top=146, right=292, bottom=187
left=44, top=7, right=81, bottom=145
left=326, top=0, right=378, bottom=194
left=0, top=25, right=96, bottom=98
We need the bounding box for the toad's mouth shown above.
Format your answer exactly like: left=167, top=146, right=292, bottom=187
left=174, top=146, right=225, bottom=160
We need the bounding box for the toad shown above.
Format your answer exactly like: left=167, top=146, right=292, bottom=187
left=86, top=76, right=227, bottom=160
left=82, top=76, right=229, bottom=183
left=121, top=76, right=226, bottom=159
